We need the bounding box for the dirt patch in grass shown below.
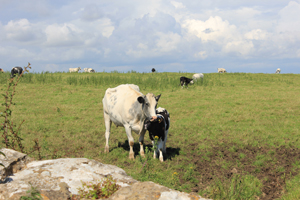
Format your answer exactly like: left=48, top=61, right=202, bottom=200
left=180, top=142, right=300, bottom=200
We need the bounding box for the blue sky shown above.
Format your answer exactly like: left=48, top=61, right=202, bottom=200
left=0, top=0, right=299, bottom=73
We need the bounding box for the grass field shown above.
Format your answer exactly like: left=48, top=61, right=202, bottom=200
left=1, top=71, right=300, bottom=199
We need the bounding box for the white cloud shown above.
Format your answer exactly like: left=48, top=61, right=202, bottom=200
left=244, top=29, right=268, bottom=40
left=182, top=16, right=239, bottom=44
left=0, top=0, right=300, bottom=73
left=137, top=43, right=148, bottom=50
left=81, top=4, right=104, bottom=21
left=223, top=40, right=254, bottom=56
left=4, top=19, right=41, bottom=42
left=171, top=1, right=185, bottom=9
left=194, top=51, right=207, bottom=59
left=277, top=1, right=300, bottom=32
left=93, top=18, right=115, bottom=38
left=155, top=32, right=181, bottom=52
left=44, top=23, right=83, bottom=47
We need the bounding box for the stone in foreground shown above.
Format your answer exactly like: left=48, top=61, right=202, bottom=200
left=0, top=148, right=211, bottom=200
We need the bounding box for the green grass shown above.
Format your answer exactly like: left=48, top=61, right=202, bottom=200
left=1, top=71, right=300, bottom=199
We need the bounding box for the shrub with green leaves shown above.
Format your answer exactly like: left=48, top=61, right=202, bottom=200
left=20, top=184, right=42, bottom=200
left=77, top=175, right=120, bottom=199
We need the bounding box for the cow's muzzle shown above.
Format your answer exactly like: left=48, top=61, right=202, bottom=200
left=150, top=116, right=157, bottom=122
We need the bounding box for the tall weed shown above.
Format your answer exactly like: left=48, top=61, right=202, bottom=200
left=0, top=63, right=41, bottom=158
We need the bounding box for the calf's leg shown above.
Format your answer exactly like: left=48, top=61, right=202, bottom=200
left=163, top=130, right=168, bottom=154
left=152, top=141, right=157, bottom=159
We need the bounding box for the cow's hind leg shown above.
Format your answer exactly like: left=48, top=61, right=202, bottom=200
left=104, top=112, right=112, bottom=153
left=124, top=125, right=135, bottom=160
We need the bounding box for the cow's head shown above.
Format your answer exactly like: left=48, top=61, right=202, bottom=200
left=137, top=93, right=161, bottom=121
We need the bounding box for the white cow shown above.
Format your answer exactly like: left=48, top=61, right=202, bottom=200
left=275, top=68, right=281, bottom=74
left=102, top=84, right=161, bottom=160
left=218, top=68, right=227, bottom=73
left=69, top=67, right=81, bottom=73
left=84, top=68, right=95, bottom=73
left=192, top=73, right=204, bottom=81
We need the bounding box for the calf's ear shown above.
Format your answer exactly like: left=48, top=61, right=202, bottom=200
left=155, top=94, right=161, bottom=102
left=137, top=96, right=145, bottom=104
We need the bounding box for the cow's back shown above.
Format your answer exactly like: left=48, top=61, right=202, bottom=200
left=103, top=84, right=142, bottom=125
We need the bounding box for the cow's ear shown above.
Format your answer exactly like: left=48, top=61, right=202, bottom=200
left=155, top=94, right=161, bottom=102
left=137, top=96, right=145, bottom=104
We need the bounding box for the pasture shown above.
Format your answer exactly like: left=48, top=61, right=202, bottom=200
left=1, top=71, right=300, bottom=199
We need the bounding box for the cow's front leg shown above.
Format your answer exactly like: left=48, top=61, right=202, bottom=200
left=139, top=129, right=146, bottom=157
left=103, top=112, right=112, bottom=153
left=124, top=125, right=135, bottom=160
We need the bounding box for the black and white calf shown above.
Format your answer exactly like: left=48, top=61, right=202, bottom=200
left=11, top=67, right=23, bottom=78
left=144, top=107, right=170, bottom=162
left=152, top=68, right=156, bottom=73
left=180, top=76, right=194, bottom=88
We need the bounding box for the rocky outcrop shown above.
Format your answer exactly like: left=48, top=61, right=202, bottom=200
left=0, top=148, right=33, bottom=182
left=0, top=148, right=210, bottom=200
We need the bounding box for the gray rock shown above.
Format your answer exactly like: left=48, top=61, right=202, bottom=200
left=0, top=148, right=211, bottom=200
left=0, top=148, right=33, bottom=182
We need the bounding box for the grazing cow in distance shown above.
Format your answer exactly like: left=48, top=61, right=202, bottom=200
left=275, top=68, right=281, bottom=74
left=11, top=66, right=23, bottom=78
left=152, top=68, right=156, bottom=73
left=218, top=68, right=227, bottom=73
left=180, top=76, right=194, bottom=88
left=102, top=84, right=161, bottom=160
left=69, top=67, right=81, bottom=73
left=144, top=107, right=170, bottom=162
left=192, top=73, right=204, bottom=81
left=84, top=68, right=95, bottom=73
left=0, top=68, right=4, bottom=73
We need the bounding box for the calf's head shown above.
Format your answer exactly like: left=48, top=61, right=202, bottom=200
left=137, top=93, right=161, bottom=121
left=144, top=116, right=165, bottom=140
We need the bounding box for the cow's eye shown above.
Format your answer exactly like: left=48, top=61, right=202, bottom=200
left=146, top=103, right=149, bottom=106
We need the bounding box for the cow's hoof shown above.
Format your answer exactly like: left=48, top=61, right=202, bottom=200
left=104, top=147, right=109, bottom=153
left=159, top=157, right=164, bottom=162
left=129, top=153, right=135, bottom=160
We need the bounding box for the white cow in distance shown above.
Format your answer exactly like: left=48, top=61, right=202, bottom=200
left=192, top=73, right=204, bottom=81
left=84, top=68, right=95, bottom=73
left=275, top=68, right=281, bottom=74
left=218, top=68, right=226, bottom=73
left=69, top=67, right=81, bottom=73
left=102, top=84, right=161, bottom=160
